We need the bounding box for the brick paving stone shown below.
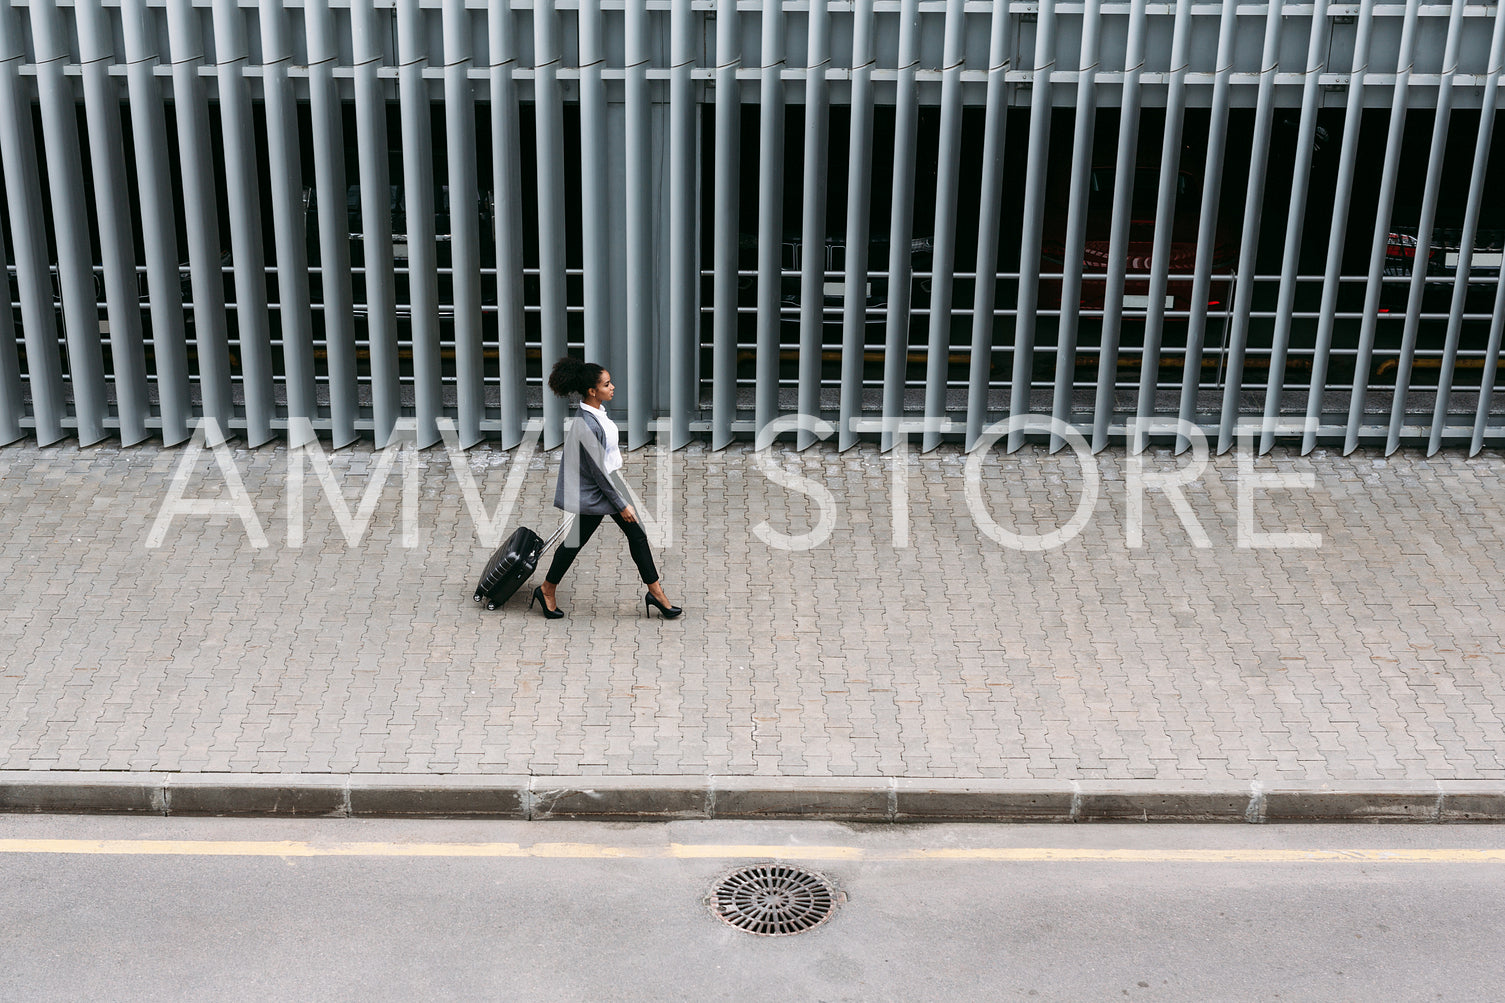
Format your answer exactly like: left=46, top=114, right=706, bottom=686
left=0, top=440, right=1503, bottom=780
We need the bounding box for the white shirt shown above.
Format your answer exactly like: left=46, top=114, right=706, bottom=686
left=580, top=401, right=623, bottom=474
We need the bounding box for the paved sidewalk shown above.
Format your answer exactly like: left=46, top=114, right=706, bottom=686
left=0, top=435, right=1502, bottom=794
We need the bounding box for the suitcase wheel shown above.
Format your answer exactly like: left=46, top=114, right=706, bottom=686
left=473, top=591, right=484, bottom=603
left=486, top=599, right=499, bottom=611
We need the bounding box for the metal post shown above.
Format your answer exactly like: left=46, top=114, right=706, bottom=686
left=352, top=0, right=400, bottom=448
left=1304, top=0, right=1376, bottom=456
left=77, top=0, right=149, bottom=446
left=1261, top=0, right=1331, bottom=454
left=489, top=0, right=527, bottom=449
left=398, top=0, right=442, bottom=449
left=965, top=3, right=1015, bottom=451
left=797, top=0, right=830, bottom=451
left=261, top=0, right=316, bottom=447
left=1388, top=0, right=1465, bottom=455
left=881, top=0, right=922, bottom=452
left=306, top=0, right=357, bottom=448
left=123, top=0, right=190, bottom=446
left=1215, top=0, right=1285, bottom=454
left=922, top=3, right=966, bottom=453
left=840, top=0, right=876, bottom=452
left=446, top=0, right=484, bottom=448
left=1091, top=0, right=1150, bottom=453
left=754, top=1, right=785, bottom=441
left=1175, top=0, right=1239, bottom=454
left=167, top=0, right=232, bottom=442
left=1050, top=0, right=1103, bottom=452
left=1346, top=0, right=1421, bottom=454
left=711, top=0, right=741, bottom=449
left=1009, top=0, right=1056, bottom=452
left=668, top=1, right=695, bottom=448
left=0, top=2, right=62, bottom=444
left=31, top=0, right=108, bottom=445
left=1133, top=0, right=1192, bottom=454
left=212, top=0, right=275, bottom=446
left=580, top=0, right=610, bottom=369
left=1436, top=1, right=1505, bottom=455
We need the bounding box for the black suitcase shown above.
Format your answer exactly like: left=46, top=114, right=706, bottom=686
left=473, top=519, right=571, bottom=610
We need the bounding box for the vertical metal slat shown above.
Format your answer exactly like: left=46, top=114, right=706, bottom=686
left=78, top=0, right=149, bottom=446
left=1304, top=0, right=1376, bottom=456
left=668, top=1, right=695, bottom=448
left=123, top=0, right=191, bottom=446
left=1050, top=0, right=1103, bottom=452
left=167, top=0, right=233, bottom=441
left=1346, top=0, right=1421, bottom=454
left=32, top=0, right=108, bottom=445
left=754, top=2, right=785, bottom=441
left=0, top=214, right=22, bottom=445
left=352, top=0, right=400, bottom=447
left=796, top=0, right=830, bottom=451
left=1008, top=0, right=1056, bottom=452
left=1175, top=0, right=1239, bottom=454
left=1091, top=0, right=1150, bottom=453
left=262, top=0, right=317, bottom=447
left=534, top=0, right=569, bottom=447
left=489, top=0, right=527, bottom=449
left=1133, top=0, right=1192, bottom=454
left=624, top=0, right=653, bottom=449
left=839, top=0, right=876, bottom=452
left=398, top=0, right=442, bottom=449
left=1388, top=1, right=1465, bottom=455
left=1437, top=1, right=1505, bottom=456
left=1215, top=0, right=1285, bottom=454
left=212, top=0, right=275, bottom=446
left=306, top=0, right=358, bottom=448
left=579, top=0, right=610, bottom=369
left=1260, top=0, right=1331, bottom=454
left=445, top=0, right=484, bottom=448
left=711, top=0, right=741, bottom=449
left=881, top=0, right=921, bottom=452
left=965, top=3, right=1014, bottom=451
left=1471, top=262, right=1505, bottom=456
left=0, top=3, right=62, bottom=445
left=921, top=4, right=965, bottom=453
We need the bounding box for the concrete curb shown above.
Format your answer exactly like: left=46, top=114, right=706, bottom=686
left=3, top=773, right=1505, bottom=822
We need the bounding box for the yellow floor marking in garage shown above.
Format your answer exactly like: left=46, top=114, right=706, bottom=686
left=0, top=839, right=1503, bottom=863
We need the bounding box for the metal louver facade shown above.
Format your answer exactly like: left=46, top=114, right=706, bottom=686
left=1, top=1, right=1502, bottom=455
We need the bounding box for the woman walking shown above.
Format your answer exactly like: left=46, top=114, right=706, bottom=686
left=532, top=357, right=683, bottom=620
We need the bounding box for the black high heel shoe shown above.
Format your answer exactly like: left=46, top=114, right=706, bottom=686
left=644, top=592, right=683, bottom=619
left=531, top=586, right=564, bottom=619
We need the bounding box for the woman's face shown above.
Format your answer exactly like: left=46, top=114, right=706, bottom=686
left=593, top=371, right=615, bottom=405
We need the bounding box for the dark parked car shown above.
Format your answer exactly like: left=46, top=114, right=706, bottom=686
left=309, top=183, right=497, bottom=322
left=731, top=231, right=935, bottom=330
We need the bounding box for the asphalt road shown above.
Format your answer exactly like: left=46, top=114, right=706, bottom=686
left=1, top=816, right=1501, bottom=1002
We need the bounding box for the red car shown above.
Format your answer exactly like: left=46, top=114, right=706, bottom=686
left=1039, top=165, right=1236, bottom=315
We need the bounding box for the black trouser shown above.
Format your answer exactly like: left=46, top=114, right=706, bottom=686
left=545, top=513, right=659, bottom=586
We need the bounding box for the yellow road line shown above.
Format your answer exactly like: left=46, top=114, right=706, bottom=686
left=0, top=839, right=1503, bottom=863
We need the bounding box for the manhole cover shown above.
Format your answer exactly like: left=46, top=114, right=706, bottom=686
left=709, top=864, right=839, bottom=936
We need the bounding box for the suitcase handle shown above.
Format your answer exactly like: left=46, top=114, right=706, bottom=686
left=542, top=516, right=573, bottom=553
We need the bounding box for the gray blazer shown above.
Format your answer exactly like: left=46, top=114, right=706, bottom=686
left=553, top=408, right=629, bottom=515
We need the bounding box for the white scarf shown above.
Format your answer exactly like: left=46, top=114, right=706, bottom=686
left=580, top=401, right=623, bottom=474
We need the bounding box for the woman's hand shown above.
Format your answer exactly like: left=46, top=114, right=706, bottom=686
left=620, top=504, right=637, bottom=523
